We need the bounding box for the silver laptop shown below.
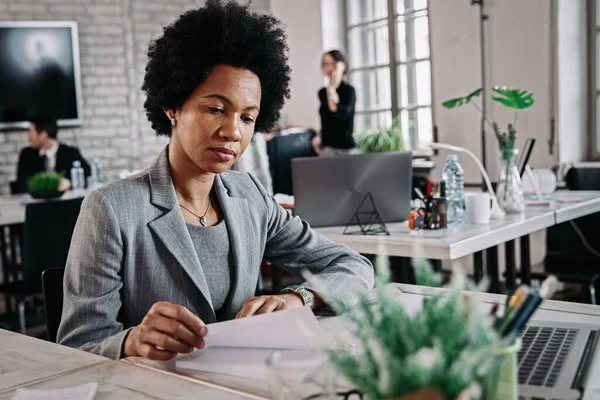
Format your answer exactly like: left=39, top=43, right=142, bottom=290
left=518, top=320, right=600, bottom=399
left=291, top=152, right=412, bottom=228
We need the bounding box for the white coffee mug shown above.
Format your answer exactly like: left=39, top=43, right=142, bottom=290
left=464, top=192, right=491, bottom=224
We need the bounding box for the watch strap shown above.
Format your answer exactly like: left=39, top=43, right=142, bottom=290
left=282, top=286, right=313, bottom=309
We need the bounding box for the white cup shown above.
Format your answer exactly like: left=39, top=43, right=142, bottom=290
left=464, top=192, right=491, bottom=224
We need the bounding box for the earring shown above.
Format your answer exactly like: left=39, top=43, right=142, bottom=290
left=170, top=118, right=176, bottom=127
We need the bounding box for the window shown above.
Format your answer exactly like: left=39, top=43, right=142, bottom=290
left=591, top=0, right=600, bottom=158
left=346, top=0, right=433, bottom=150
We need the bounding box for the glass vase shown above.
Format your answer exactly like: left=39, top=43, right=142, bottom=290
left=496, top=149, right=525, bottom=214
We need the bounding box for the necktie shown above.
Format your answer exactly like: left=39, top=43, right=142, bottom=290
left=41, top=154, right=49, bottom=171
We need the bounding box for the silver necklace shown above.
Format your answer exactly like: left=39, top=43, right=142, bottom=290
left=179, top=191, right=213, bottom=227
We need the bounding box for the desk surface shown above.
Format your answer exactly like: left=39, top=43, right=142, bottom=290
left=0, top=360, right=253, bottom=400
left=314, top=191, right=600, bottom=259
left=0, top=329, right=106, bottom=392
left=315, top=208, right=556, bottom=260
left=0, top=190, right=89, bottom=227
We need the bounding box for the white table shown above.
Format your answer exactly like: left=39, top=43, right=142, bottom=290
left=0, top=190, right=89, bottom=227
left=315, top=191, right=600, bottom=292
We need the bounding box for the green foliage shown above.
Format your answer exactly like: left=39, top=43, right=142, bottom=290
left=491, top=87, right=534, bottom=110
left=441, top=88, right=482, bottom=109
left=324, top=257, right=504, bottom=400
left=27, top=172, right=62, bottom=193
left=356, top=118, right=404, bottom=153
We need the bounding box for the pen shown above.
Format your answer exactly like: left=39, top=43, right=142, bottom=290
left=497, top=286, right=529, bottom=334
left=506, top=286, right=542, bottom=339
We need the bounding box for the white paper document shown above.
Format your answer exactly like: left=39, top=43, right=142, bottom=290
left=175, top=307, right=323, bottom=378
left=11, top=382, right=98, bottom=400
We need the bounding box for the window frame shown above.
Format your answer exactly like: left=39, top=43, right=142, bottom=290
left=589, top=0, right=600, bottom=160
left=345, top=0, right=433, bottom=151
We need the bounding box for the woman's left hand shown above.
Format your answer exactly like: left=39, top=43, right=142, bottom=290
left=235, top=294, right=303, bottom=319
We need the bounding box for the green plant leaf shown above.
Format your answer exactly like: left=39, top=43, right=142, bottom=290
left=491, top=87, right=534, bottom=109
left=441, top=97, right=466, bottom=109
left=465, top=88, right=483, bottom=103
left=442, top=88, right=483, bottom=109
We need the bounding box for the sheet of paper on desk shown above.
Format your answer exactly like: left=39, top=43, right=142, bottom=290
left=175, top=307, right=323, bottom=378
left=11, top=382, right=97, bottom=400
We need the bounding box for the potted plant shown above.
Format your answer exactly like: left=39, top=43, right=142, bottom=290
left=307, top=256, right=512, bottom=400
left=356, top=118, right=405, bottom=153
left=443, top=87, right=534, bottom=213
left=27, top=172, right=65, bottom=199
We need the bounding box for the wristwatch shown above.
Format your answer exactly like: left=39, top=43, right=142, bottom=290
left=282, top=286, right=313, bottom=309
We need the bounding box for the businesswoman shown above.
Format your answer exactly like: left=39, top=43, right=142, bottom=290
left=57, top=0, right=374, bottom=361
left=312, top=50, right=358, bottom=156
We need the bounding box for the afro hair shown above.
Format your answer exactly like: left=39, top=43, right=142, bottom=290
left=142, top=0, right=291, bottom=136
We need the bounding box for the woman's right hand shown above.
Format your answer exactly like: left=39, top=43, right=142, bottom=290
left=123, top=301, right=207, bottom=360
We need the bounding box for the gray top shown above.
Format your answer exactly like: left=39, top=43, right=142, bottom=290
left=186, top=219, right=232, bottom=311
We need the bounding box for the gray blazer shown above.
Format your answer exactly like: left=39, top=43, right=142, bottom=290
left=57, top=147, right=374, bottom=359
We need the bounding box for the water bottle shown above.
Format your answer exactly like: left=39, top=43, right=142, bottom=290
left=442, top=154, right=465, bottom=226
left=70, top=160, right=85, bottom=192
left=88, top=158, right=104, bottom=188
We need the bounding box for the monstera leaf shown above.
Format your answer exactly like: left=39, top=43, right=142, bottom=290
left=442, top=88, right=482, bottom=109
left=491, top=87, right=534, bottom=110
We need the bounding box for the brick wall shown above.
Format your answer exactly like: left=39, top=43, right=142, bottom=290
left=0, top=0, right=271, bottom=193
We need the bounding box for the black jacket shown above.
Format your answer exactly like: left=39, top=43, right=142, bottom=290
left=318, top=81, right=356, bottom=149
left=15, top=143, right=91, bottom=194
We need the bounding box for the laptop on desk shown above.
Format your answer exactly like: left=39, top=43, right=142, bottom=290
left=291, top=152, right=412, bottom=228
left=518, top=320, right=600, bottom=400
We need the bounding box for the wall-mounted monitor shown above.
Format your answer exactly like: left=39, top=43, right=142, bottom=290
left=0, top=21, right=83, bottom=130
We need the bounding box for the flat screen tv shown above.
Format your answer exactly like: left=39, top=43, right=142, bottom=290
left=0, top=21, right=83, bottom=130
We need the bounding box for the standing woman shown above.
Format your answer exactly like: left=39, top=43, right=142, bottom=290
left=312, top=50, right=357, bottom=156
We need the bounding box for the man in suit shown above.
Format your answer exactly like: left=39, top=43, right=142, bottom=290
left=14, top=114, right=91, bottom=193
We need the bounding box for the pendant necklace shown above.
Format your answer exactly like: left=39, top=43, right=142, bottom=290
left=179, top=191, right=213, bottom=227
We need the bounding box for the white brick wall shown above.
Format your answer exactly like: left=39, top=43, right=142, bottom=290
left=0, top=0, right=271, bottom=193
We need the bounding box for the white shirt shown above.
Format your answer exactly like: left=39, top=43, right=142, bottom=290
left=39, top=142, right=59, bottom=172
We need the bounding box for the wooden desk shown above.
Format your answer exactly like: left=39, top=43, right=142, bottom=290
left=0, top=329, right=106, bottom=392
left=0, top=360, right=253, bottom=400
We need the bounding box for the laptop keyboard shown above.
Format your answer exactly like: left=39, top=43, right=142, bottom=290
left=518, top=326, right=577, bottom=387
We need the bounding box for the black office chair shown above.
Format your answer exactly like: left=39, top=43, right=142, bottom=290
left=266, top=131, right=316, bottom=195
left=538, top=166, right=600, bottom=304
left=41, top=267, right=65, bottom=343
left=2, top=197, right=83, bottom=334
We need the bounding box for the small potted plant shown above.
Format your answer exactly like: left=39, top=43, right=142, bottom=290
left=356, top=118, right=405, bottom=154
left=27, top=172, right=65, bottom=199
left=443, top=87, right=534, bottom=213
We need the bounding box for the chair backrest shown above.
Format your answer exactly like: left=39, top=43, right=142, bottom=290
left=9, top=180, right=19, bottom=195
left=266, top=132, right=315, bottom=195
left=42, top=267, right=65, bottom=343
left=23, top=197, right=83, bottom=295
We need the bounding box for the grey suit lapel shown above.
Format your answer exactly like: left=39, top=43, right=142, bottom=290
left=146, top=148, right=215, bottom=319
left=214, top=175, right=256, bottom=315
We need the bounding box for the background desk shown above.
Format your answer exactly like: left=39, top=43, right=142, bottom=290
left=314, top=191, right=600, bottom=293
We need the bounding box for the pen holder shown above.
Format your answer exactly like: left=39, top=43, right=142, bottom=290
left=483, top=339, right=521, bottom=400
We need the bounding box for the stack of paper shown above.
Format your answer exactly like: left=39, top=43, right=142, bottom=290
left=175, top=307, right=323, bottom=379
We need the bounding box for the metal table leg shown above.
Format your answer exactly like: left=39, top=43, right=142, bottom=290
left=474, top=251, right=484, bottom=283
left=487, top=246, right=500, bottom=293
left=505, top=240, right=517, bottom=293
left=520, top=235, right=531, bottom=286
